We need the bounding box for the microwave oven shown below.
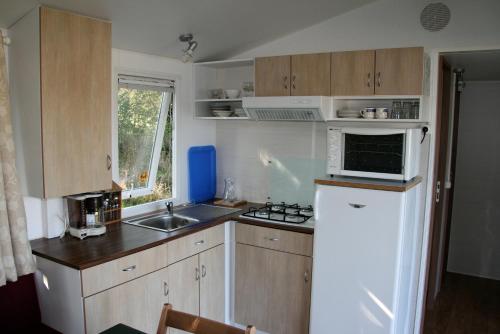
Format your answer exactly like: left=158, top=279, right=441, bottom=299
left=327, top=127, right=421, bottom=181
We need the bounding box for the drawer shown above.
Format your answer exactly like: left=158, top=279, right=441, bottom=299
left=167, top=224, right=225, bottom=265
left=235, top=224, right=313, bottom=257
left=81, top=244, right=167, bottom=297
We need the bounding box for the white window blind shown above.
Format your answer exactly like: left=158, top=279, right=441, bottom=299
left=118, top=74, right=174, bottom=92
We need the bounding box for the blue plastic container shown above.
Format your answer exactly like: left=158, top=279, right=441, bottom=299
left=188, top=145, right=217, bottom=203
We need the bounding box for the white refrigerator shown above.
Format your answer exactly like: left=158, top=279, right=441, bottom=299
left=310, top=183, right=422, bottom=334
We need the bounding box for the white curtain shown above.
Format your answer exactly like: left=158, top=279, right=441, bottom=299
left=0, top=39, right=36, bottom=286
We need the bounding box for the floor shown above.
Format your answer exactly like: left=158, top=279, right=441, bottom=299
left=424, top=272, right=500, bottom=334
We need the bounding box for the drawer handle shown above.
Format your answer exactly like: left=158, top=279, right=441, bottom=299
left=122, top=265, right=136, bottom=272
left=348, top=203, right=366, bottom=209
left=194, top=240, right=205, bottom=245
left=267, top=237, right=279, bottom=241
left=163, top=281, right=169, bottom=297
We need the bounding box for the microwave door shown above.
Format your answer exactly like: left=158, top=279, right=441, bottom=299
left=342, top=131, right=406, bottom=179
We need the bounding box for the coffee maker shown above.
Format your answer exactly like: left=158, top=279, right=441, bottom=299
left=66, top=193, right=106, bottom=239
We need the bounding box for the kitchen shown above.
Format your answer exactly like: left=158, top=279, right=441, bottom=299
left=0, top=1, right=499, bottom=334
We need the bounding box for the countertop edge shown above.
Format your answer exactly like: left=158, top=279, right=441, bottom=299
left=314, top=176, right=422, bottom=192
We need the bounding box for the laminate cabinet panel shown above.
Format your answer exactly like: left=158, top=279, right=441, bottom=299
left=84, top=267, right=168, bottom=334
left=199, top=244, right=225, bottom=322
left=40, top=7, right=111, bottom=197
left=235, top=223, right=313, bottom=256
left=331, top=50, right=375, bottom=96
left=291, top=53, right=331, bottom=96
left=81, top=244, right=168, bottom=297
left=255, top=56, right=291, bottom=96
left=235, top=243, right=312, bottom=334
left=375, top=47, right=424, bottom=95
left=168, top=255, right=200, bottom=334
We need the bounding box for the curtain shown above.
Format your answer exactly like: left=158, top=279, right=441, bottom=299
left=0, top=40, right=36, bottom=286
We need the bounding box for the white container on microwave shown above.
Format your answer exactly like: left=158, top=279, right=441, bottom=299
left=327, top=127, right=421, bottom=181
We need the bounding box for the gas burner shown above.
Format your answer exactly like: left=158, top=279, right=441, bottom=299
left=242, top=202, right=314, bottom=224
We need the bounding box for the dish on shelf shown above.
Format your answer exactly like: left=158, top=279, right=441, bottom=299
left=209, top=88, right=224, bottom=99
left=337, top=109, right=361, bottom=118
left=224, top=89, right=240, bottom=99
left=212, top=110, right=234, bottom=117
left=233, top=107, right=246, bottom=117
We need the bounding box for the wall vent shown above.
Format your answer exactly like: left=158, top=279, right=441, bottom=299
left=420, top=2, right=451, bottom=32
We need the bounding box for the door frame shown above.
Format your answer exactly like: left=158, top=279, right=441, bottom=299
left=415, top=45, right=500, bottom=334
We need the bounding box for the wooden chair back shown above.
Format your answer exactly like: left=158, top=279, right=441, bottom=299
left=156, top=304, right=256, bottom=334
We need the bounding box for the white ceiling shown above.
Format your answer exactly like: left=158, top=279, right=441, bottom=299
left=444, top=50, right=500, bottom=81
left=0, top=0, right=375, bottom=61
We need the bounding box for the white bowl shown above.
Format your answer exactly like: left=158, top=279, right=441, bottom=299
left=212, top=110, right=234, bottom=117
left=224, top=89, right=240, bottom=99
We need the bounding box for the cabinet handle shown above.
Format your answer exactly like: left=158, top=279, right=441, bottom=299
left=377, top=72, right=381, bottom=87
left=304, top=270, right=309, bottom=283
left=107, top=155, right=112, bottom=170
left=194, top=240, right=204, bottom=245
left=195, top=267, right=200, bottom=281
left=292, top=75, right=296, bottom=89
left=267, top=237, right=279, bottom=241
left=348, top=203, right=366, bottom=209
left=122, top=265, right=136, bottom=272
left=163, top=281, right=169, bottom=297
left=367, top=72, right=371, bottom=87
left=283, top=76, right=288, bottom=90
left=201, top=265, right=206, bottom=278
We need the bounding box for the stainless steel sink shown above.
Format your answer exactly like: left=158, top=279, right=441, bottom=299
left=123, top=204, right=240, bottom=233
left=123, top=214, right=200, bottom=232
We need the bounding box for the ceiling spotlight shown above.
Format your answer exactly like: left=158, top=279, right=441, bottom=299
left=179, top=33, right=198, bottom=63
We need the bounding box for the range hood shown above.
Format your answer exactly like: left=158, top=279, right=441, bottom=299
left=242, top=96, right=332, bottom=121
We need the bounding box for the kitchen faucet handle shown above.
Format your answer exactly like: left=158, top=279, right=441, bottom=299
left=166, top=201, right=174, bottom=214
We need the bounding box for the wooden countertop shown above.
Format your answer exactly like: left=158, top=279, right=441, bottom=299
left=315, top=176, right=422, bottom=192
left=30, top=202, right=313, bottom=270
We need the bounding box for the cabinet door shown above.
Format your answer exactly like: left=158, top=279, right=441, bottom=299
left=199, top=244, right=225, bottom=322
left=168, top=255, right=200, bottom=334
left=291, top=53, right=331, bottom=96
left=84, top=267, right=168, bottom=334
left=235, top=244, right=312, bottom=334
left=40, top=7, right=112, bottom=197
left=375, top=47, right=423, bottom=95
left=255, top=56, right=291, bottom=96
left=331, top=50, right=375, bottom=96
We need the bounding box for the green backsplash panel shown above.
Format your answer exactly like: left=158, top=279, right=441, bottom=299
left=269, top=158, right=326, bottom=206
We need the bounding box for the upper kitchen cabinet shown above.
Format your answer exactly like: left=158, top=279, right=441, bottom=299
left=331, top=47, right=424, bottom=96
left=255, top=56, right=291, bottom=96
left=331, top=50, right=375, bottom=96
left=255, top=54, right=330, bottom=96
left=9, top=7, right=112, bottom=198
left=374, top=47, right=424, bottom=95
left=291, top=53, right=331, bottom=96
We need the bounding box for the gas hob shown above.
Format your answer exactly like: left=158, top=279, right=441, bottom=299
left=240, top=202, right=315, bottom=228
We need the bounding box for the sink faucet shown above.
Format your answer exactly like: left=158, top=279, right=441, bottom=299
left=165, top=201, right=174, bottom=216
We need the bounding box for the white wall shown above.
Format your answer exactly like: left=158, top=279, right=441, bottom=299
left=8, top=47, right=215, bottom=239
left=447, top=81, right=500, bottom=280
left=234, top=0, right=500, bottom=58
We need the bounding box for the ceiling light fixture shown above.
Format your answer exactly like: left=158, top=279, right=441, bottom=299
left=179, top=33, right=198, bottom=63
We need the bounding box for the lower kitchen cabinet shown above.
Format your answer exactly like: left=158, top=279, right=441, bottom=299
left=235, top=243, right=312, bottom=334
left=200, top=244, right=225, bottom=322
left=84, top=267, right=169, bottom=334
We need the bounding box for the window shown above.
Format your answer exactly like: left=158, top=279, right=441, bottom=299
left=117, top=75, right=174, bottom=208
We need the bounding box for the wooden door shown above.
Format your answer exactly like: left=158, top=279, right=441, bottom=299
left=291, top=53, right=331, bottom=96
left=235, top=243, right=312, bottom=334
left=40, top=7, right=112, bottom=197
left=331, top=50, right=375, bottom=96
left=424, top=57, right=452, bottom=310
left=168, top=255, right=200, bottom=334
left=255, top=56, right=291, bottom=96
left=374, top=47, right=423, bottom=95
left=84, top=267, right=168, bottom=334
left=199, top=244, right=225, bottom=322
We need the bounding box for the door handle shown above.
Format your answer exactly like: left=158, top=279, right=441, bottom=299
left=163, top=281, right=169, bottom=297
left=304, top=270, right=310, bottom=283
left=367, top=72, right=371, bottom=87
left=436, top=181, right=441, bottom=203
left=195, top=267, right=200, bottom=281
left=283, top=76, right=288, bottom=90
left=348, top=203, right=366, bottom=209
left=201, top=265, right=206, bottom=278
left=107, top=154, right=112, bottom=170
left=377, top=72, right=381, bottom=87
left=292, top=74, right=296, bottom=89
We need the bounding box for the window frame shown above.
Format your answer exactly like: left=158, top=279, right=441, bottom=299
left=113, top=70, right=177, bottom=213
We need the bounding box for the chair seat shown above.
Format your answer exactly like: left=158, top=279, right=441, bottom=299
left=100, top=323, right=147, bottom=334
